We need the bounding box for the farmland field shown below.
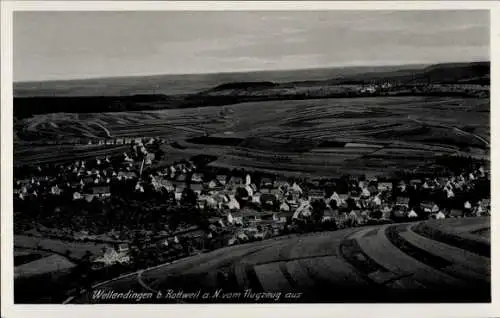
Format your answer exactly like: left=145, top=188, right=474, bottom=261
left=14, top=144, right=130, bottom=166
left=14, top=96, right=489, bottom=176
left=14, top=235, right=108, bottom=260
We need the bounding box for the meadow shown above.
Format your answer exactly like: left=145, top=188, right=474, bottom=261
left=14, top=96, right=489, bottom=177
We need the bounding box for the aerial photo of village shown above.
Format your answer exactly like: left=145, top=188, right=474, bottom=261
left=11, top=10, right=490, bottom=304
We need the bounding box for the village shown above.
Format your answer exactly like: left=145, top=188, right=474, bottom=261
left=13, top=136, right=490, bottom=276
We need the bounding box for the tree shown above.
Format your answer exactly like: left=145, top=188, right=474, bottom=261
left=329, top=199, right=338, bottom=210
left=235, top=187, right=249, bottom=200
left=181, top=187, right=197, bottom=206
left=311, top=200, right=326, bottom=224
left=346, top=197, right=357, bottom=211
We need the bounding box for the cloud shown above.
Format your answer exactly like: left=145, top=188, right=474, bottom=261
left=14, top=10, right=490, bottom=81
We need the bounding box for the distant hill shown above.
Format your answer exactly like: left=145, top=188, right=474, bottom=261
left=13, top=62, right=489, bottom=118
left=421, top=62, right=490, bottom=84
left=324, top=61, right=490, bottom=85
left=193, top=62, right=489, bottom=96
left=14, top=64, right=428, bottom=98
left=208, top=81, right=277, bottom=92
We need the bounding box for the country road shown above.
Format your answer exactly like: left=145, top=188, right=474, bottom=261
left=93, top=122, right=113, bottom=138
left=408, top=116, right=489, bottom=147
left=67, top=217, right=490, bottom=304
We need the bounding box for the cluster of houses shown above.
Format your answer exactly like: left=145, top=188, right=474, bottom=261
left=86, top=136, right=165, bottom=146
left=13, top=138, right=161, bottom=203
left=14, top=135, right=491, bottom=264
left=21, top=136, right=166, bottom=147
left=91, top=243, right=131, bottom=269
left=143, top=164, right=490, bottom=245
left=355, top=82, right=489, bottom=98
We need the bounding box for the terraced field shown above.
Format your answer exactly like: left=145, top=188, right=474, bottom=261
left=14, top=144, right=130, bottom=166
left=16, top=108, right=222, bottom=141
left=14, top=96, right=489, bottom=175
left=68, top=217, right=491, bottom=303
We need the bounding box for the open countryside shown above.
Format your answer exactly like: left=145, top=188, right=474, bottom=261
left=15, top=96, right=489, bottom=177
left=13, top=63, right=491, bottom=304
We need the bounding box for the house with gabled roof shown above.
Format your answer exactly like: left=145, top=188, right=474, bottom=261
left=260, top=177, right=274, bottom=189
left=176, top=174, right=187, bottom=183
left=208, top=173, right=223, bottom=183
left=117, top=171, right=137, bottom=180
left=377, top=182, right=393, bottom=192
left=228, top=176, right=244, bottom=186
left=191, top=173, right=204, bottom=183
left=191, top=184, right=203, bottom=196
left=395, top=196, right=410, bottom=207
left=175, top=185, right=186, bottom=201
left=308, top=189, right=325, bottom=201
left=91, top=185, right=111, bottom=198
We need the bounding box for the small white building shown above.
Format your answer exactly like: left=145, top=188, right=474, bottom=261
left=93, top=247, right=130, bottom=266
left=408, top=210, right=418, bottom=218
left=51, top=185, right=62, bottom=196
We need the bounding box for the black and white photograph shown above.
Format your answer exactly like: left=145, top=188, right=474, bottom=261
left=1, top=2, right=496, bottom=313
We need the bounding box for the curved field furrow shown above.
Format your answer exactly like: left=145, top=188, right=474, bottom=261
left=15, top=96, right=489, bottom=174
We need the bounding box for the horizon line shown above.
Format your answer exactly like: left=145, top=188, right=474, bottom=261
left=13, top=60, right=490, bottom=84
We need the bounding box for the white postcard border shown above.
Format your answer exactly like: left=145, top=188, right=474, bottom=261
left=2, top=2, right=499, bottom=318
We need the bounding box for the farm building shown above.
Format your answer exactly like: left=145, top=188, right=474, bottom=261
left=176, top=174, right=187, bottom=183
left=358, top=181, right=367, bottom=189
left=216, top=175, right=228, bottom=185
left=191, top=184, right=203, bottom=196
left=145, top=153, right=155, bottom=165
left=260, top=178, right=274, bottom=189
left=292, top=201, right=313, bottom=219
left=117, top=171, right=137, bottom=180
left=152, top=178, right=174, bottom=192
left=90, top=185, right=111, bottom=198
left=308, top=180, right=321, bottom=189
left=290, top=182, right=303, bottom=195
left=92, top=246, right=130, bottom=267
left=191, top=173, right=204, bottom=183
left=449, top=209, right=464, bottom=218
left=207, top=180, right=218, bottom=189
left=107, top=243, right=130, bottom=254
left=251, top=192, right=261, bottom=204
left=174, top=186, right=186, bottom=201
left=270, top=188, right=283, bottom=199
left=395, top=196, right=410, bottom=207
left=82, top=176, right=94, bottom=185
left=480, top=199, right=490, bottom=209
left=322, top=209, right=339, bottom=222
left=410, top=179, right=423, bottom=186
left=280, top=202, right=291, bottom=212
left=308, top=190, right=325, bottom=201
left=420, top=200, right=436, bottom=212
left=226, top=196, right=240, bottom=210
left=198, top=195, right=218, bottom=210
left=377, top=182, right=393, bottom=192
left=274, top=180, right=290, bottom=190
left=277, top=210, right=294, bottom=223
left=228, top=176, right=244, bottom=186
left=261, top=193, right=277, bottom=206
left=231, top=209, right=267, bottom=224
left=50, top=185, right=62, bottom=196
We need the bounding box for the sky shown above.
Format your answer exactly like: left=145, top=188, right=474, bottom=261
left=14, top=10, right=490, bottom=82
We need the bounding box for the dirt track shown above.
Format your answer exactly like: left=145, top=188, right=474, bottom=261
left=68, top=217, right=490, bottom=304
